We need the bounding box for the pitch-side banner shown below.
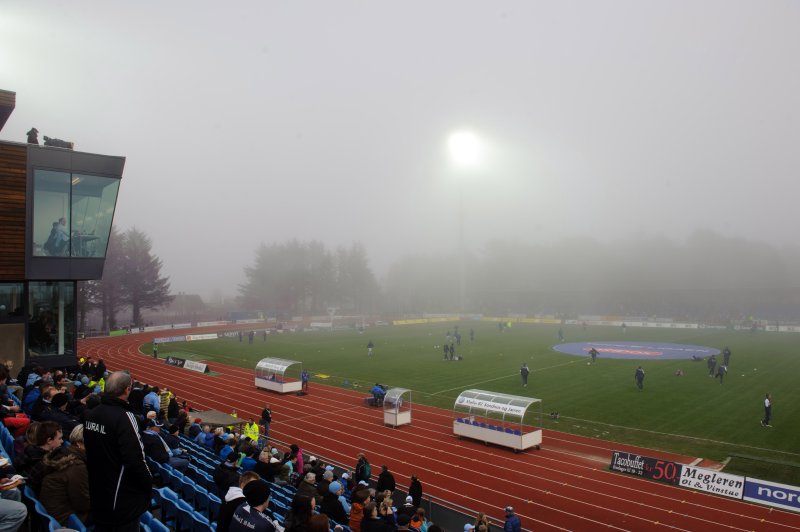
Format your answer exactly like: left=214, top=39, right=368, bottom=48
left=679, top=466, right=744, bottom=499
left=154, top=336, right=187, bottom=344
left=609, top=451, right=681, bottom=485
left=185, top=334, right=218, bottom=341
left=164, top=356, right=186, bottom=368
left=743, top=478, right=800, bottom=513
left=184, top=360, right=209, bottom=373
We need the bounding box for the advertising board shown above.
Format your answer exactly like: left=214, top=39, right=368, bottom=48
left=743, top=478, right=800, bottom=513
left=609, top=451, right=681, bottom=485
left=164, top=356, right=186, bottom=368
left=679, top=466, right=744, bottom=499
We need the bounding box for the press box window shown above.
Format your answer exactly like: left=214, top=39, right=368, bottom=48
left=33, top=170, right=120, bottom=258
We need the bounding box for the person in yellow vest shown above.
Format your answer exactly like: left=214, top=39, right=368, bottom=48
left=159, top=388, right=173, bottom=421
left=227, top=409, right=237, bottom=432
left=243, top=418, right=260, bottom=443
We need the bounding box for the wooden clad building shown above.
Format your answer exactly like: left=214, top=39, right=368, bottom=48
left=0, top=89, right=125, bottom=369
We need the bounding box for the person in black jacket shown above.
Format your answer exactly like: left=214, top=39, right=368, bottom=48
left=408, top=475, right=423, bottom=509
left=141, top=419, right=189, bottom=471
left=320, top=481, right=348, bottom=525
left=41, top=393, right=80, bottom=436
left=375, top=465, right=395, bottom=494
left=355, top=453, right=371, bottom=484
left=84, top=371, right=153, bottom=532
left=93, top=359, right=107, bottom=382
left=126, top=381, right=145, bottom=417
left=214, top=453, right=241, bottom=494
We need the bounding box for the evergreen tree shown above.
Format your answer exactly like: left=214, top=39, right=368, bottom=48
left=120, top=227, right=173, bottom=326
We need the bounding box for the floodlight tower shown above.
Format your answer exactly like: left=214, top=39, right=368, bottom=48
left=447, top=131, right=483, bottom=314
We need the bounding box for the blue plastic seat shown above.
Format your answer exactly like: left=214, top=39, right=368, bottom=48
left=67, top=513, right=88, bottom=532
left=513, top=429, right=522, bottom=436
left=170, top=469, right=185, bottom=493
left=179, top=476, right=198, bottom=507
left=206, top=491, right=222, bottom=521
left=175, top=500, right=196, bottom=531
left=189, top=509, right=213, bottom=532
left=32, top=500, right=62, bottom=532
left=157, top=487, right=181, bottom=529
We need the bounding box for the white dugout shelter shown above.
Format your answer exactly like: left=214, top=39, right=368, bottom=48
left=383, top=387, right=412, bottom=427
left=453, top=389, right=542, bottom=451
left=254, top=357, right=303, bottom=393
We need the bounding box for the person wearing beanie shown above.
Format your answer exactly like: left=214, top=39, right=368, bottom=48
left=162, top=425, right=182, bottom=450
left=229, top=479, right=275, bottom=532
left=399, top=495, right=416, bottom=518
left=218, top=472, right=261, bottom=532
left=396, top=513, right=411, bottom=531
left=41, top=392, right=80, bottom=436
left=321, top=480, right=349, bottom=524
left=503, top=506, right=521, bottom=532
left=214, top=452, right=242, bottom=494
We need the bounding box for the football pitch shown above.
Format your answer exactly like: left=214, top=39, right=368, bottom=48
left=148, top=322, right=800, bottom=481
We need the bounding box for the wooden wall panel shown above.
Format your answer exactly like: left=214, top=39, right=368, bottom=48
left=0, top=143, right=27, bottom=279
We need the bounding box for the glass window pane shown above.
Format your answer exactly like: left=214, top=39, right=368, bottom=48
left=33, top=170, right=71, bottom=257
left=0, top=283, right=25, bottom=320
left=70, top=174, right=120, bottom=258
left=28, top=281, right=75, bottom=356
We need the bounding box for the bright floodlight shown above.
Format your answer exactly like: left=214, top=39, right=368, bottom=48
left=448, top=131, right=482, bottom=167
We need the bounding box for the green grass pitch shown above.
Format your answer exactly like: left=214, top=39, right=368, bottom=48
left=146, top=322, right=800, bottom=481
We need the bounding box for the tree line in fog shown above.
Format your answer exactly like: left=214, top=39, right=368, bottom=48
left=81, top=229, right=800, bottom=327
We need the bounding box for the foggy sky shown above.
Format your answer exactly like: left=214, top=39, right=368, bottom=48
left=2, top=1, right=799, bottom=300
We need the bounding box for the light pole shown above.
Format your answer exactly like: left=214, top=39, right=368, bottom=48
left=447, top=131, right=482, bottom=314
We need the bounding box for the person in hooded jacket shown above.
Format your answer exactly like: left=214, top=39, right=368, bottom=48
left=218, top=471, right=260, bottom=532
left=14, top=420, right=63, bottom=494
left=40, top=424, right=90, bottom=525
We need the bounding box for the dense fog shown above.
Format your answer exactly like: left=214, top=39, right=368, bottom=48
left=3, top=1, right=799, bottom=309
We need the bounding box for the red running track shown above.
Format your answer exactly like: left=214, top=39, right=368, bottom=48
left=80, top=328, right=800, bottom=532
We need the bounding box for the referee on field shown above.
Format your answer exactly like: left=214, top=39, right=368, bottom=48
left=761, top=393, right=772, bottom=427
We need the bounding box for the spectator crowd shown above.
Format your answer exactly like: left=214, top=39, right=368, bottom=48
left=1, top=359, right=518, bottom=532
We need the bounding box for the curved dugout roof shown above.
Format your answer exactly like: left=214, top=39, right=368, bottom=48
left=454, top=389, right=540, bottom=420
left=255, top=357, right=302, bottom=374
